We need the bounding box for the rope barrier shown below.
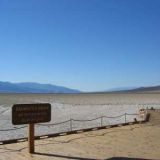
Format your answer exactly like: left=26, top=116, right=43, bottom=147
left=0, top=112, right=140, bottom=131
left=0, top=126, right=27, bottom=131
left=37, top=120, right=71, bottom=126
left=126, top=113, right=139, bottom=116
left=72, top=117, right=102, bottom=122
left=102, top=114, right=125, bottom=119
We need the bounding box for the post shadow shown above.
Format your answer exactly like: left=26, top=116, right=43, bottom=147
left=34, top=153, right=156, bottom=160
left=34, top=152, right=98, bottom=160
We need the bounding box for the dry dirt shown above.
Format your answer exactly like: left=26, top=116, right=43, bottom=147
left=0, top=110, right=160, bottom=160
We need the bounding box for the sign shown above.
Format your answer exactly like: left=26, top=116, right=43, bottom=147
left=12, top=103, right=51, bottom=125
left=12, top=103, right=51, bottom=153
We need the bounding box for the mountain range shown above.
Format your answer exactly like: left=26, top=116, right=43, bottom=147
left=0, top=81, right=160, bottom=93
left=0, top=81, right=80, bottom=93
left=126, top=86, right=160, bottom=93
left=108, top=86, right=160, bottom=93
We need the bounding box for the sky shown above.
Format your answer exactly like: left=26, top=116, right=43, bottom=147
left=0, top=0, right=160, bottom=91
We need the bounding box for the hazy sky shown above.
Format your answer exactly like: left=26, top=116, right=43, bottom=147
left=0, top=0, right=160, bottom=91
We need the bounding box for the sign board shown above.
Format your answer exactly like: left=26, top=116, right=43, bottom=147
left=12, top=103, right=51, bottom=125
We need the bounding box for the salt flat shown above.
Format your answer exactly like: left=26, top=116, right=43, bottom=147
left=0, top=93, right=160, bottom=141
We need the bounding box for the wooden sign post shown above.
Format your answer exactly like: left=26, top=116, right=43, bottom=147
left=28, top=123, right=34, bottom=153
left=12, top=103, right=51, bottom=154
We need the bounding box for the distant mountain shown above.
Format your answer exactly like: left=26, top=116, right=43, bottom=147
left=1, top=81, right=159, bottom=93
left=107, top=87, right=137, bottom=92
left=0, top=81, right=80, bottom=93
left=126, top=86, right=160, bottom=93
left=110, top=85, right=160, bottom=93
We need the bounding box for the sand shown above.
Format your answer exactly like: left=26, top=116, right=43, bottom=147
left=0, top=110, right=160, bottom=160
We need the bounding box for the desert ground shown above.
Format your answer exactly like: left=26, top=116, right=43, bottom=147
left=0, top=110, right=160, bottom=160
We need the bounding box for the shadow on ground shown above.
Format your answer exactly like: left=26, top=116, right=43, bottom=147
left=106, top=157, right=155, bottom=160
left=34, top=152, right=155, bottom=160
left=34, top=152, right=97, bottom=160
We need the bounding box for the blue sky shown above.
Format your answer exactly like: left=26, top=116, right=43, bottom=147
left=0, top=0, right=160, bottom=91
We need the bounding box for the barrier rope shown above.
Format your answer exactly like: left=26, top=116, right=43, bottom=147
left=36, top=120, right=71, bottom=126
left=36, top=113, right=137, bottom=127
left=0, top=112, right=140, bottom=131
left=126, top=113, right=139, bottom=116
left=72, top=117, right=102, bottom=122
left=102, top=114, right=125, bottom=119
left=0, top=126, right=27, bottom=131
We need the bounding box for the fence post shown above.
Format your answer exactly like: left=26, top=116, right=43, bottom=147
left=125, top=113, right=127, bottom=123
left=70, top=119, right=72, bottom=131
left=101, top=117, right=103, bottom=127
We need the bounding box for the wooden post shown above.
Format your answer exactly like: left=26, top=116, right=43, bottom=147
left=125, top=113, right=127, bottom=123
left=28, top=123, right=35, bottom=153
